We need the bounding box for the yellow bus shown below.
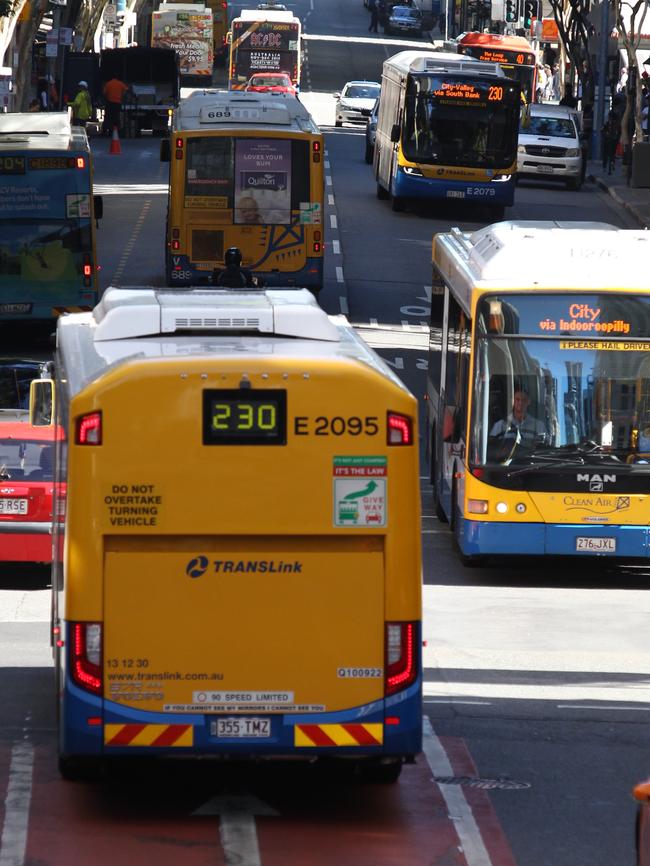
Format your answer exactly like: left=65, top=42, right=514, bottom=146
left=161, top=90, right=324, bottom=291
left=426, top=221, right=650, bottom=565
left=42, top=287, right=421, bottom=781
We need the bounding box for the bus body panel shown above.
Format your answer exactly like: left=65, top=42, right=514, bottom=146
left=56, top=309, right=421, bottom=763
left=392, top=168, right=515, bottom=205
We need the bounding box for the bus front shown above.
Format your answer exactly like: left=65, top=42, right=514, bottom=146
left=164, top=98, right=323, bottom=291
left=462, top=292, right=650, bottom=561
left=395, top=72, right=519, bottom=210
left=229, top=19, right=301, bottom=90
left=0, top=146, right=98, bottom=321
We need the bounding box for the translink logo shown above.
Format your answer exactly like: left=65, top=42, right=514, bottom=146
left=185, top=556, right=303, bottom=577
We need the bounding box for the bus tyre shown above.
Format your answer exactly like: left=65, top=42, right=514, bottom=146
left=391, top=194, right=404, bottom=212
left=58, top=754, right=102, bottom=782
left=358, top=758, right=402, bottom=784
left=377, top=182, right=390, bottom=200
left=365, top=143, right=374, bottom=164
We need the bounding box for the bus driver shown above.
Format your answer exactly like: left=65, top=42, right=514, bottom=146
left=490, top=389, right=546, bottom=443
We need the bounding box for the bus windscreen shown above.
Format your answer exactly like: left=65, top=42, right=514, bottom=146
left=403, top=76, right=520, bottom=168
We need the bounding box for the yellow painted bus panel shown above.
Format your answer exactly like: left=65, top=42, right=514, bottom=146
left=103, top=539, right=385, bottom=714
left=64, top=357, right=421, bottom=622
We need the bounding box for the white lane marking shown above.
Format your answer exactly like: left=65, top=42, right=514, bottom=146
left=339, top=296, right=349, bottom=314
left=424, top=681, right=650, bottom=703
left=330, top=214, right=337, bottom=229
left=336, top=266, right=344, bottom=283
left=370, top=317, right=379, bottom=327
left=401, top=320, right=412, bottom=331
left=326, top=175, right=332, bottom=186
left=328, top=194, right=335, bottom=206
left=424, top=699, right=492, bottom=706
left=422, top=717, right=494, bottom=866
left=558, top=704, right=650, bottom=711
left=0, top=742, right=34, bottom=866
left=332, top=239, right=341, bottom=255
left=113, top=200, right=151, bottom=285
left=324, top=160, right=331, bottom=169
left=422, top=529, right=449, bottom=534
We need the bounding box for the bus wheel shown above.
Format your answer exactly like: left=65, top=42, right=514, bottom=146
left=390, top=193, right=405, bottom=212
left=377, top=182, right=389, bottom=200
left=358, top=758, right=402, bottom=784
left=365, top=143, right=374, bottom=164
left=58, top=754, right=102, bottom=782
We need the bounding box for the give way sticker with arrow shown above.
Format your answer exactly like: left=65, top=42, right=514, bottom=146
left=333, top=456, right=387, bottom=527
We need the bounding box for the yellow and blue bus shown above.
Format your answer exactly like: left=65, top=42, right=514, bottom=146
left=0, top=112, right=102, bottom=321
left=374, top=51, right=520, bottom=217
left=426, top=221, right=650, bottom=565
left=42, top=287, right=421, bottom=780
left=161, top=91, right=324, bottom=291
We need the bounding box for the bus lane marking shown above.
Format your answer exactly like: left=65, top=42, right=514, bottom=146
left=0, top=741, right=34, bottom=866
left=193, top=794, right=278, bottom=866
left=113, top=200, right=151, bottom=285
left=422, top=717, right=494, bottom=866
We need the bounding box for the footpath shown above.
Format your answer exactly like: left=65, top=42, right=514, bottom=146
left=587, top=159, right=650, bottom=229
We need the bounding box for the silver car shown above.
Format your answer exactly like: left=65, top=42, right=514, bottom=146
left=335, top=81, right=381, bottom=127
left=517, top=104, right=584, bottom=190
left=385, top=5, right=423, bottom=36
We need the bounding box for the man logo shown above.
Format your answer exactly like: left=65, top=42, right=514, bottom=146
left=576, top=473, right=617, bottom=492
left=186, top=555, right=209, bottom=578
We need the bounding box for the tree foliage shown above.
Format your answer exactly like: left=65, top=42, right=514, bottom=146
left=548, top=0, right=595, bottom=108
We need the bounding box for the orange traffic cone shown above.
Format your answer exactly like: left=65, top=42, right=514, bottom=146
left=109, top=125, right=121, bottom=155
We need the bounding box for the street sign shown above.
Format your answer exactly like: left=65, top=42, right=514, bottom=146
left=46, top=29, right=59, bottom=58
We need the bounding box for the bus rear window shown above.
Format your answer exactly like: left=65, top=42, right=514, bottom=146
left=185, top=137, right=310, bottom=225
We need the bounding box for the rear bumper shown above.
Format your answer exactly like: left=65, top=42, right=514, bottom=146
left=0, top=523, right=52, bottom=562
left=60, top=675, right=422, bottom=759
left=392, top=168, right=515, bottom=205
left=167, top=255, right=323, bottom=291
left=458, top=518, right=650, bottom=558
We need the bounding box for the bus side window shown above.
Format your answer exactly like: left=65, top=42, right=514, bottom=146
left=443, top=296, right=469, bottom=443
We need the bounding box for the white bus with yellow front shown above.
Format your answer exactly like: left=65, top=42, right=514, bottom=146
left=44, top=288, right=422, bottom=781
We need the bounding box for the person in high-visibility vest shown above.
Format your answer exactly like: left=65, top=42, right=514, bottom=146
left=70, top=81, right=92, bottom=128
left=102, top=76, right=130, bottom=137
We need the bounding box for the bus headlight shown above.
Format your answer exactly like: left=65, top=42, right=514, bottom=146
left=492, top=174, right=511, bottom=182
left=402, top=166, right=423, bottom=176
left=496, top=502, right=508, bottom=514
left=467, top=499, right=489, bottom=514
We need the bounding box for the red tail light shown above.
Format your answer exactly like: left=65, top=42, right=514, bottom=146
left=387, top=412, right=412, bottom=445
left=71, top=622, right=102, bottom=694
left=76, top=157, right=85, bottom=169
left=385, top=622, right=417, bottom=695
left=76, top=411, right=102, bottom=445
left=175, top=137, right=184, bottom=160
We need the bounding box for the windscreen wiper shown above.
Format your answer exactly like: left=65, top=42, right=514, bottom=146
left=505, top=454, right=585, bottom=478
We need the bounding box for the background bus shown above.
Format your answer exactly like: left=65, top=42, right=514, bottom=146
left=229, top=9, right=301, bottom=91
left=46, top=287, right=422, bottom=781
left=426, top=221, right=650, bottom=565
left=374, top=52, right=520, bottom=217
left=455, top=33, right=537, bottom=105
left=205, top=0, right=229, bottom=64
left=160, top=90, right=324, bottom=291
left=0, top=113, right=101, bottom=322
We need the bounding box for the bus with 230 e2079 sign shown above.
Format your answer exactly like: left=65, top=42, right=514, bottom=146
left=426, top=221, right=650, bottom=565
left=40, top=287, right=422, bottom=781
left=374, top=52, right=520, bottom=216
left=0, top=112, right=102, bottom=321
left=161, top=91, right=324, bottom=291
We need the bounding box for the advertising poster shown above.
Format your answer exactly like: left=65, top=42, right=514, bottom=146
left=234, top=139, right=291, bottom=225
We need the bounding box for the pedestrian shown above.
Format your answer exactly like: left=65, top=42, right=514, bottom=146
left=601, top=111, right=620, bottom=174
left=551, top=64, right=561, bottom=100
left=70, top=80, right=93, bottom=128
left=368, top=0, right=379, bottom=33
left=616, top=66, right=628, bottom=94
left=535, top=64, right=546, bottom=103
left=48, top=76, right=59, bottom=111
left=102, top=74, right=129, bottom=136
left=559, top=85, right=578, bottom=108
left=37, top=76, right=49, bottom=110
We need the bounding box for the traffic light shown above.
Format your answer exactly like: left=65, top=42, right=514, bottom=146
left=523, top=0, right=540, bottom=27
left=505, top=0, right=519, bottom=21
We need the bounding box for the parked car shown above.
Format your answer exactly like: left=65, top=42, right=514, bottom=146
left=334, top=81, right=381, bottom=127
left=517, top=103, right=584, bottom=190
left=385, top=5, right=423, bottom=36
left=245, top=73, right=297, bottom=95
left=364, top=98, right=379, bottom=163
left=0, top=421, right=63, bottom=564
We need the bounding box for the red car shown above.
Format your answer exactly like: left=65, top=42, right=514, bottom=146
left=0, top=422, right=63, bottom=563
left=245, top=73, right=297, bottom=95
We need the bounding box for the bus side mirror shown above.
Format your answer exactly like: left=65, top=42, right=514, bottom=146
left=442, top=405, right=457, bottom=442
left=226, top=31, right=232, bottom=43
left=30, top=379, right=55, bottom=427
left=390, top=123, right=400, bottom=143
left=93, top=195, right=103, bottom=221
left=160, top=138, right=170, bottom=162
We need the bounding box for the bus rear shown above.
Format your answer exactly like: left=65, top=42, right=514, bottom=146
left=162, top=92, right=324, bottom=291
left=53, top=289, right=421, bottom=781
left=0, top=113, right=100, bottom=321
left=229, top=14, right=301, bottom=90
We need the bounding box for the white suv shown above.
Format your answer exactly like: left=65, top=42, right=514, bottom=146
left=517, top=104, right=584, bottom=190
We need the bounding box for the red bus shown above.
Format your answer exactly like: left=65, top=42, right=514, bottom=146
left=456, top=33, right=537, bottom=104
